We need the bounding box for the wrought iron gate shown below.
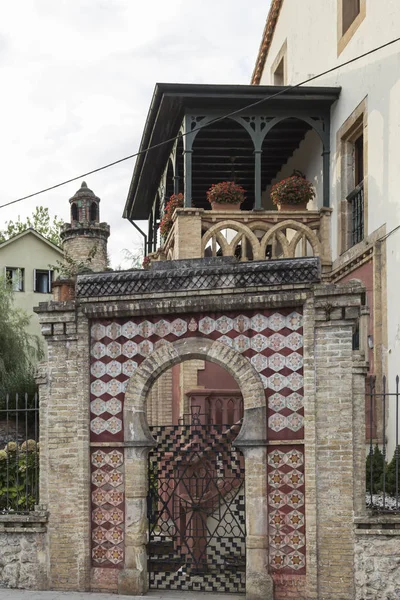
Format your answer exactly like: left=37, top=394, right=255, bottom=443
left=148, top=423, right=246, bottom=592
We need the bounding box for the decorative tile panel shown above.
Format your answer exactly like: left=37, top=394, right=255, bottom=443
left=89, top=308, right=304, bottom=575
left=268, top=446, right=306, bottom=574
left=91, top=448, right=124, bottom=568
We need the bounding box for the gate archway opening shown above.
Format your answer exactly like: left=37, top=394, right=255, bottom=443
left=120, top=337, right=272, bottom=599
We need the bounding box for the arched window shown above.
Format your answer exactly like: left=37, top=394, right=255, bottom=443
left=90, top=202, right=98, bottom=222
left=71, top=203, right=78, bottom=221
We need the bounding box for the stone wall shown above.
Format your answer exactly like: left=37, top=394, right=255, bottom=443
left=0, top=515, right=47, bottom=590
left=355, top=518, right=400, bottom=600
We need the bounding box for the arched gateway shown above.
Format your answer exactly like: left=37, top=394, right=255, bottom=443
left=120, top=337, right=272, bottom=598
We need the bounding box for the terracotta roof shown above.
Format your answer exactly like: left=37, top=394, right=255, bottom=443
left=251, top=0, right=284, bottom=85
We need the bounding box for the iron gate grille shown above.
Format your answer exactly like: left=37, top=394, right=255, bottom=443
left=148, top=424, right=246, bottom=593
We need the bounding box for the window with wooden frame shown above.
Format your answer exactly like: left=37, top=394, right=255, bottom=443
left=34, top=269, right=53, bottom=293
left=5, top=267, right=24, bottom=292
left=337, top=0, right=366, bottom=55
left=337, top=99, right=367, bottom=253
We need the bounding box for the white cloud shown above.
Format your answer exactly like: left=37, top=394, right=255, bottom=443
left=0, top=0, right=269, bottom=267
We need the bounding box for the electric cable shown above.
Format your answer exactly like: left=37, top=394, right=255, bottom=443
left=1, top=35, right=399, bottom=211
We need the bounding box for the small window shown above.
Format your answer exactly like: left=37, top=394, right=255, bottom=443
left=5, top=267, right=24, bottom=292
left=273, top=58, right=285, bottom=86
left=90, top=202, right=98, bottom=222
left=71, top=203, right=78, bottom=221
left=34, top=269, right=53, bottom=293
left=342, top=0, right=360, bottom=34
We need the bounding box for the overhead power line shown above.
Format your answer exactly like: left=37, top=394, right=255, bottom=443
left=1, top=35, right=400, bottom=211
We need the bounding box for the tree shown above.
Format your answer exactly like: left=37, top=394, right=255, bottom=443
left=0, top=282, right=43, bottom=403
left=366, top=444, right=385, bottom=493
left=0, top=206, right=64, bottom=246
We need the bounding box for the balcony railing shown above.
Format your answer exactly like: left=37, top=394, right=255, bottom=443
left=347, top=181, right=364, bottom=247
left=155, top=206, right=332, bottom=272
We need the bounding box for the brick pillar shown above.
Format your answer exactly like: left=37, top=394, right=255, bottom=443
left=173, top=209, right=202, bottom=259
left=312, top=283, right=366, bottom=600
left=35, top=302, right=91, bottom=591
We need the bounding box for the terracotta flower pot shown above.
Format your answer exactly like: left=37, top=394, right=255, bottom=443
left=277, top=202, right=308, bottom=212
left=210, top=202, right=242, bottom=211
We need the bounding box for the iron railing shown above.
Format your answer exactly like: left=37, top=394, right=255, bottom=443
left=366, top=376, right=400, bottom=512
left=0, top=392, right=39, bottom=513
left=347, top=181, right=364, bottom=247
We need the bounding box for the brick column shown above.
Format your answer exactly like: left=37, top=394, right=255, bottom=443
left=35, top=302, right=91, bottom=591
left=312, top=283, right=365, bottom=600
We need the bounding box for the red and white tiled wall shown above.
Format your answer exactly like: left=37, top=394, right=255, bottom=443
left=89, top=309, right=305, bottom=576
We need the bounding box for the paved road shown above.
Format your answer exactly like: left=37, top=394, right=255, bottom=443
left=0, top=591, right=244, bottom=600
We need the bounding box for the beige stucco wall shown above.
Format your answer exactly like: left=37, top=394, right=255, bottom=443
left=0, top=232, right=62, bottom=338
left=258, top=0, right=399, bottom=451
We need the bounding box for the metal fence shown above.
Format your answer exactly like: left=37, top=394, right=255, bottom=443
left=366, top=375, right=400, bottom=512
left=348, top=181, right=364, bottom=247
left=0, top=392, right=39, bottom=513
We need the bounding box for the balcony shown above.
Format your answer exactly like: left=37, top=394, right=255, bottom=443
left=124, top=83, right=341, bottom=268
left=152, top=205, right=332, bottom=272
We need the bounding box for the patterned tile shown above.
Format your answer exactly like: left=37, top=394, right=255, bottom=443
left=92, top=526, right=108, bottom=544
left=268, top=373, right=287, bottom=392
left=268, top=313, right=286, bottom=332
left=108, top=470, right=124, bottom=488
left=270, top=552, right=286, bottom=570
left=287, top=551, right=305, bottom=570
left=107, top=380, right=123, bottom=396
left=92, top=469, right=109, bottom=487
left=91, top=417, right=107, bottom=435
left=92, top=545, right=108, bottom=563
left=268, top=470, right=285, bottom=489
left=138, top=339, right=153, bottom=357
left=250, top=334, right=268, bottom=353
left=268, top=393, right=286, bottom=412
left=286, top=312, right=303, bottom=331
left=91, top=323, right=106, bottom=341
left=93, top=507, right=108, bottom=525
left=91, top=399, right=107, bottom=416
left=107, top=546, right=124, bottom=564
left=122, top=340, right=137, bottom=358
left=286, top=332, right=303, bottom=351
left=286, top=392, right=303, bottom=412
left=234, top=335, right=250, bottom=352
left=250, top=314, right=269, bottom=332
left=269, top=491, right=286, bottom=509
left=233, top=315, right=250, bottom=333
left=91, top=380, right=107, bottom=397
left=107, top=490, right=124, bottom=506
left=269, top=510, right=286, bottom=529
left=91, top=361, right=107, bottom=378
left=213, top=315, right=232, bottom=334
left=138, top=320, right=154, bottom=338
left=285, top=352, right=303, bottom=371
left=106, top=323, right=122, bottom=340
left=284, top=449, right=304, bottom=468
left=108, top=507, right=124, bottom=525
left=92, top=488, right=108, bottom=506
left=170, top=318, right=187, bottom=336
left=268, top=353, right=286, bottom=372
left=106, top=360, right=122, bottom=377
left=106, top=417, right=122, bottom=434
left=250, top=353, right=268, bottom=373
left=91, top=450, right=107, bottom=468
left=286, top=490, right=304, bottom=510
left=92, top=342, right=106, bottom=360
left=286, top=510, right=305, bottom=529
left=268, top=414, right=287, bottom=432
left=268, top=450, right=286, bottom=468
left=121, top=321, right=137, bottom=338
left=217, top=335, right=234, bottom=348
left=286, top=470, right=304, bottom=489
left=198, top=316, right=215, bottom=335
left=269, top=333, right=285, bottom=352
left=106, top=341, right=122, bottom=359
left=286, top=372, right=303, bottom=391
left=155, top=319, right=171, bottom=337
left=286, top=413, right=304, bottom=432
left=106, top=399, right=122, bottom=416
left=286, top=531, right=305, bottom=550
left=106, top=526, right=124, bottom=544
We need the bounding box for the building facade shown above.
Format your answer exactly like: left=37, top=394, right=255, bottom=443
left=253, top=0, right=400, bottom=454
left=0, top=228, right=63, bottom=338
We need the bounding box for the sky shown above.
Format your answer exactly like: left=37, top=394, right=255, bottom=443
left=0, top=0, right=270, bottom=268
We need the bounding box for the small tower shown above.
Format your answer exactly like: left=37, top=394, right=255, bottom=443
left=60, top=181, right=110, bottom=272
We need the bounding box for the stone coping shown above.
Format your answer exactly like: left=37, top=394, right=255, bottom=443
left=355, top=514, right=400, bottom=535
left=0, top=510, right=48, bottom=533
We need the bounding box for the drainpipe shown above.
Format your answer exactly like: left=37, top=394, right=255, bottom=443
left=128, top=218, right=148, bottom=257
